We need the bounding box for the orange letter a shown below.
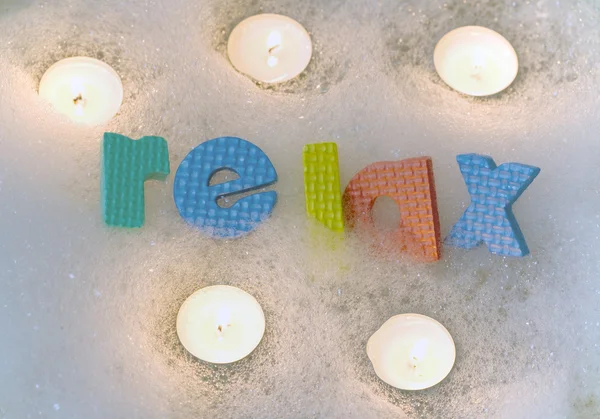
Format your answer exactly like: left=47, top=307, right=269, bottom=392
left=342, top=157, right=441, bottom=262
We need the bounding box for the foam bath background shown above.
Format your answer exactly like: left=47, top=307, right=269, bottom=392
left=0, top=0, right=599, bottom=417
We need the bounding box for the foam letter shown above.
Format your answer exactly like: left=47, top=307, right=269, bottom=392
left=102, top=133, right=170, bottom=228
left=173, top=137, right=277, bottom=238
left=342, top=157, right=441, bottom=262
left=303, top=143, right=344, bottom=232
left=445, top=154, right=540, bottom=257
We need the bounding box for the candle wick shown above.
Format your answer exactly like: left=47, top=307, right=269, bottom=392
left=471, top=65, right=484, bottom=80
left=73, top=94, right=84, bottom=106
left=470, top=72, right=482, bottom=81
left=217, top=323, right=232, bottom=333
left=268, top=44, right=281, bottom=55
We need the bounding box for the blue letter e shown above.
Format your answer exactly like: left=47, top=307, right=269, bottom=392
left=173, top=137, right=278, bottom=238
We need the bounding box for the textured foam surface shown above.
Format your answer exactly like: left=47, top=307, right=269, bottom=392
left=102, top=133, right=170, bottom=227
left=173, top=136, right=278, bottom=238
left=343, top=158, right=441, bottom=262
left=445, top=154, right=540, bottom=257
left=302, top=142, right=344, bottom=232
left=1, top=0, right=600, bottom=418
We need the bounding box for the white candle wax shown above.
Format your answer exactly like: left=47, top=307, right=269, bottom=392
left=39, top=57, right=123, bottom=125
left=227, top=14, right=312, bottom=84
left=434, top=26, right=518, bottom=96
left=367, top=314, right=456, bottom=391
left=176, top=285, right=265, bottom=364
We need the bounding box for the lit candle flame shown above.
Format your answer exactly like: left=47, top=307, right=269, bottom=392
left=410, top=339, right=429, bottom=366
left=70, top=78, right=87, bottom=116
left=215, top=307, right=232, bottom=341
left=266, top=31, right=282, bottom=68
left=471, top=50, right=487, bottom=80
left=266, top=30, right=282, bottom=53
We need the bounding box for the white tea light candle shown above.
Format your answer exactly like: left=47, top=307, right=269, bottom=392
left=434, top=26, right=518, bottom=96
left=227, top=14, right=312, bottom=84
left=176, top=285, right=265, bottom=364
left=39, top=57, right=123, bottom=125
left=367, top=314, right=456, bottom=390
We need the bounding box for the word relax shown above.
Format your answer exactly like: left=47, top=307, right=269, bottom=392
left=102, top=133, right=541, bottom=261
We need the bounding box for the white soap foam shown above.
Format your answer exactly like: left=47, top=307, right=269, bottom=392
left=0, top=0, right=599, bottom=418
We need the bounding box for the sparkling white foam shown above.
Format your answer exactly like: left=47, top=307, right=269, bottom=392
left=0, top=0, right=599, bottom=418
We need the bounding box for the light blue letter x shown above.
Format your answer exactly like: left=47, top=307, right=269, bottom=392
left=445, top=154, right=540, bottom=257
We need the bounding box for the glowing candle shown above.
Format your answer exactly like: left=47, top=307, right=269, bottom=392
left=176, top=285, right=265, bottom=364
left=227, top=14, right=312, bottom=84
left=434, top=26, right=518, bottom=96
left=367, top=314, right=456, bottom=390
left=39, top=57, right=123, bottom=125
